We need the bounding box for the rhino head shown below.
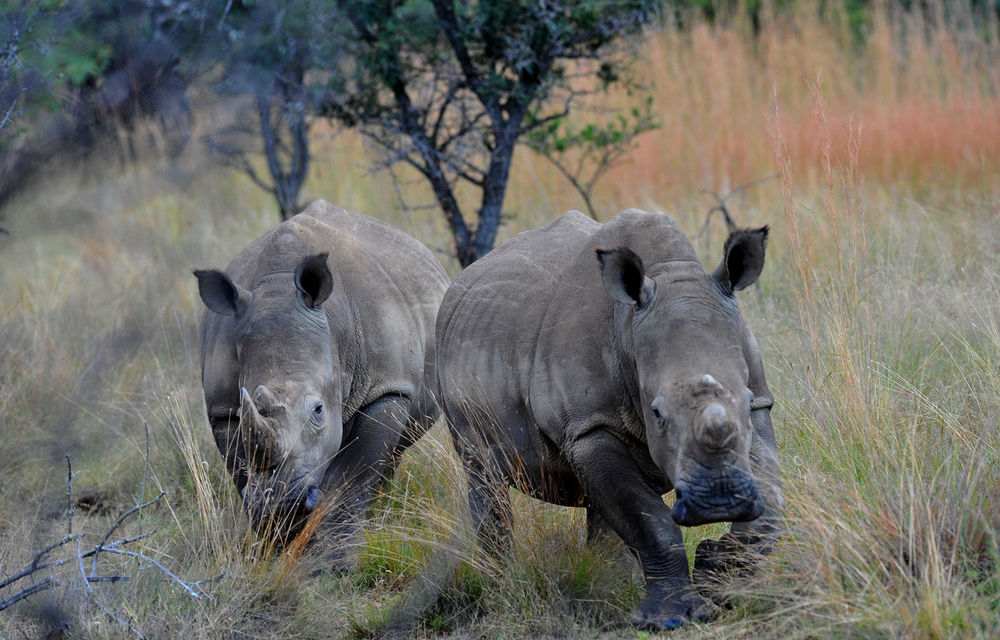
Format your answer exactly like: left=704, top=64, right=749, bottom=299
left=597, top=227, right=769, bottom=527
left=195, top=253, right=343, bottom=540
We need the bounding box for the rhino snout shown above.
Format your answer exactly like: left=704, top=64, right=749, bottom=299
left=242, top=477, right=325, bottom=536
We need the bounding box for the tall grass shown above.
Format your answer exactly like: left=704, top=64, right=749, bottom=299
left=1, top=0, right=998, bottom=637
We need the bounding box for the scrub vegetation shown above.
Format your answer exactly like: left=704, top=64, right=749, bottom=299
left=1, top=1, right=999, bottom=638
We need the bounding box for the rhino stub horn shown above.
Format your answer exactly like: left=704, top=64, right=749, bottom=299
left=239, top=387, right=279, bottom=460
left=697, top=402, right=735, bottom=450
left=700, top=374, right=722, bottom=391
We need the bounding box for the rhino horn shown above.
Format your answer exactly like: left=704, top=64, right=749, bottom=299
left=239, top=387, right=279, bottom=461
left=696, top=402, right=736, bottom=450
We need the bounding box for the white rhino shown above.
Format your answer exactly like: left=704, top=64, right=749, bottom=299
left=195, top=200, right=449, bottom=568
left=435, top=209, right=783, bottom=630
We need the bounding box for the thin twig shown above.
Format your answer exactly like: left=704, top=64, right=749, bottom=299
left=99, top=548, right=203, bottom=600
left=76, top=538, right=146, bottom=639
left=0, top=576, right=60, bottom=611
left=698, top=174, right=778, bottom=249
left=86, top=576, right=130, bottom=583
left=0, top=530, right=156, bottom=599
left=91, top=491, right=165, bottom=576
left=190, top=572, right=225, bottom=587
left=0, top=535, right=82, bottom=591
left=66, top=454, right=73, bottom=535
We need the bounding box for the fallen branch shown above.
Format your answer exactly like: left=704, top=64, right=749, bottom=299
left=0, top=448, right=210, bottom=636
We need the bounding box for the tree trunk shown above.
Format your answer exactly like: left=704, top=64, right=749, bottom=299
left=257, top=67, right=309, bottom=222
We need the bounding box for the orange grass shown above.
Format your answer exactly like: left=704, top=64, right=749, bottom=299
left=610, top=1, right=1000, bottom=206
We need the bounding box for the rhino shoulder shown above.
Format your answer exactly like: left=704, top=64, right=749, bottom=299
left=590, top=209, right=700, bottom=270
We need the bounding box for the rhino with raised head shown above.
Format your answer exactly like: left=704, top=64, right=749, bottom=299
left=195, top=200, right=449, bottom=567
left=435, top=209, right=783, bottom=630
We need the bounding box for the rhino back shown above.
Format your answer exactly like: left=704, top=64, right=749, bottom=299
left=437, top=211, right=600, bottom=416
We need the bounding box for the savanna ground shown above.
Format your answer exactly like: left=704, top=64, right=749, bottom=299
left=2, top=2, right=1000, bottom=638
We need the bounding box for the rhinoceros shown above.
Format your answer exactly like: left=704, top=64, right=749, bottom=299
left=195, top=200, right=449, bottom=566
left=435, top=209, right=783, bottom=630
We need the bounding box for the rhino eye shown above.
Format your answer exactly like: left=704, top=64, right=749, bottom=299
left=310, top=402, right=324, bottom=426
left=650, top=395, right=667, bottom=423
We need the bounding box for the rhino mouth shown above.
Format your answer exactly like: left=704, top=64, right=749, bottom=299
left=671, top=476, right=762, bottom=526
left=242, top=482, right=323, bottom=540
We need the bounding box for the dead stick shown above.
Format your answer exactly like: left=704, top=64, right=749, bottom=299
left=91, top=492, right=165, bottom=576
left=0, top=576, right=61, bottom=611
left=0, top=535, right=82, bottom=591
left=76, top=538, right=145, bottom=639
left=65, top=455, right=73, bottom=535
left=100, top=548, right=202, bottom=599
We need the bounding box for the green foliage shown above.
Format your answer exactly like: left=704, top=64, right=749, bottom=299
left=525, top=95, right=660, bottom=218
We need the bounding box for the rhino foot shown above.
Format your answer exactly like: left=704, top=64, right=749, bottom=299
left=693, top=532, right=767, bottom=606
left=631, top=581, right=712, bottom=631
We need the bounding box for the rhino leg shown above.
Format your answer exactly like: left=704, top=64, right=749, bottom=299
left=569, top=429, right=711, bottom=631
left=585, top=506, right=615, bottom=545
left=316, top=394, right=412, bottom=572
left=445, top=409, right=515, bottom=556
left=693, top=405, right=784, bottom=595
left=466, top=454, right=514, bottom=556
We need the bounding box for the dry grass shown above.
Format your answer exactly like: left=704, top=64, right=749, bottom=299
left=1, top=0, right=999, bottom=637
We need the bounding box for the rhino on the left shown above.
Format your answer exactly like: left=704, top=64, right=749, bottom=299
left=194, top=200, right=449, bottom=568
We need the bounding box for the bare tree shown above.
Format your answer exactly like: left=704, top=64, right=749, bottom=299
left=204, top=1, right=343, bottom=220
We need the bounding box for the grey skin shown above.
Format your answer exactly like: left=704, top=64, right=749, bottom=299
left=436, top=209, right=783, bottom=631
left=195, top=200, right=449, bottom=567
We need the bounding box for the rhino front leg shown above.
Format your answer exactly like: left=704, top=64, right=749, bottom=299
left=316, top=394, right=411, bottom=572
left=569, top=429, right=710, bottom=631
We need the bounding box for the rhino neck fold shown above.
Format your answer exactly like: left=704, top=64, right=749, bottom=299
left=606, top=302, right=646, bottom=443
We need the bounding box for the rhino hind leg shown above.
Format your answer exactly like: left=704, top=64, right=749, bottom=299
left=585, top=506, right=616, bottom=545
left=315, top=394, right=413, bottom=572
left=466, top=457, right=514, bottom=557
left=444, top=408, right=515, bottom=557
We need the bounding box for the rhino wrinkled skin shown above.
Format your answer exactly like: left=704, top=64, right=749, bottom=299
left=436, top=209, right=784, bottom=630
left=195, top=200, right=449, bottom=568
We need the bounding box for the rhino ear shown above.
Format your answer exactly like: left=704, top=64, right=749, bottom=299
left=295, top=253, right=333, bottom=309
left=596, top=247, right=655, bottom=308
left=713, top=226, right=768, bottom=294
left=194, top=269, right=251, bottom=316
